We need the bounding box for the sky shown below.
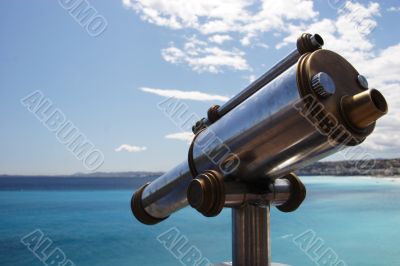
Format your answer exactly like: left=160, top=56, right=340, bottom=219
left=0, top=0, right=399, bottom=175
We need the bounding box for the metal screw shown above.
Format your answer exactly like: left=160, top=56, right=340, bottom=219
left=357, top=75, right=369, bottom=89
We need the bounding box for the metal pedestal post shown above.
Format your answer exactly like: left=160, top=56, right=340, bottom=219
left=232, top=204, right=271, bottom=266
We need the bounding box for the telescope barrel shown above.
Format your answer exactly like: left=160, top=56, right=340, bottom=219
left=131, top=35, right=388, bottom=225
left=215, top=50, right=300, bottom=120
left=202, top=33, right=324, bottom=127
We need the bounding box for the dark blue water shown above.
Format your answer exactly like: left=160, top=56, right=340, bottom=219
left=0, top=176, right=399, bottom=266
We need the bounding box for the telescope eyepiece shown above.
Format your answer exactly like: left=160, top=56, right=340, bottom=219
left=311, top=34, right=324, bottom=48
left=341, top=89, right=388, bottom=129
left=297, top=33, right=324, bottom=54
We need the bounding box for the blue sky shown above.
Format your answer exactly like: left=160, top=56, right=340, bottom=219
left=0, top=0, right=399, bottom=175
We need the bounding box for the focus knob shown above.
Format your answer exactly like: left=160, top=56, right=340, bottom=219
left=276, top=173, right=306, bottom=213
left=187, top=170, right=225, bottom=217
left=311, top=72, right=336, bottom=98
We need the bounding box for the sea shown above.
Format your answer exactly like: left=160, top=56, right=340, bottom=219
left=0, top=176, right=399, bottom=266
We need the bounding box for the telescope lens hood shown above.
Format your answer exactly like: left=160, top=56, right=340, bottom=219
left=131, top=183, right=169, bottom=225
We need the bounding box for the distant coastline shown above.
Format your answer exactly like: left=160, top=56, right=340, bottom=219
left=295, top=158, right=400, bottom=177
left=1, top=158, right=399, bottom=179
left=1, top=159, right=398, bottom=191
left=0, top=171, right=164, bottom=178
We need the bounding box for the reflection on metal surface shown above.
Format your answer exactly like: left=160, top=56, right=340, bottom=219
left=141, top=161, right=192, bottom=218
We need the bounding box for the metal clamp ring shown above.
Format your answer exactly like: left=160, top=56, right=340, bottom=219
left=188, top=128, right=206, bottom=178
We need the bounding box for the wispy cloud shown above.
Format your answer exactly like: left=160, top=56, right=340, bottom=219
left=122, top=0, right=317, bottom=45
left=115, top=144, right=147, bottom=153
left=162, top=36, right=249, bottom=73
left=208, top=34, right=233, bottom=44
left=165, top=132, right=194, bottom=143
left=247, top=74, right=257, bottom=83
left=140, top=87, right=229, bottom=102
left=387, top=6, right=400, bottom=12
left=122, top=0, right=315, bottom=73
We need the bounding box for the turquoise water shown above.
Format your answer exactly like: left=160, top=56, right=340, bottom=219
left=0, top=176, right=399, bottom=266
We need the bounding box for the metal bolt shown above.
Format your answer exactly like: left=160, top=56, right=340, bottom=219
left=357, top=75, right=369, bottom=89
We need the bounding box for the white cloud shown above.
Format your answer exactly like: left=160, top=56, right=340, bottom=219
left=162, top=36, right=249, bottom=73
left=123, top=0, right=317, bottom=72
left=122, top=0, right=252, bottom=32
left=165, top=132, right=194, bottom=143
left=255, top=43, right=269, bottom=49
left=247, top=74, right=257, bottom=83
left=122, top=0, right=317, bottom=43
left=387, top=6, right=400, bottom=12
left=115, top=144, right=147, bottom=153
left=276, top=2, right=380, bottom=58
left=140, top=87, right=229, bottom=102
left=208, top=34, right=233, bottom=44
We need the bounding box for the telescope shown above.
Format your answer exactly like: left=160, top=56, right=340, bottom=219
left=130, top=33, right=388, bottom=266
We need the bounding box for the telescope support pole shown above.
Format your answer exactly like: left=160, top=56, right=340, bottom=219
left=232, top=204, right=271, bottom=266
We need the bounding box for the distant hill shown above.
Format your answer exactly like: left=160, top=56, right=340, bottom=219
left=77, top=159, right=400, bottom=178
left=70, top=171, right=164, bottom=178
left=296, top=158, right=400, bottom=177
left=0, top=173, right=163, bottom=191
left=1, top=158, right=399, bottom=179
left=0, top=171, right=164, bottom=178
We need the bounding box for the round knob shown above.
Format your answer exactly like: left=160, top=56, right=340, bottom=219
left=187, top=170, right=225, bottom=217
left=187, top=179, right=208, bottom=209
left=311, top=72, right=336, bottom=97
left=276, top=173, right=306, bottom=213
